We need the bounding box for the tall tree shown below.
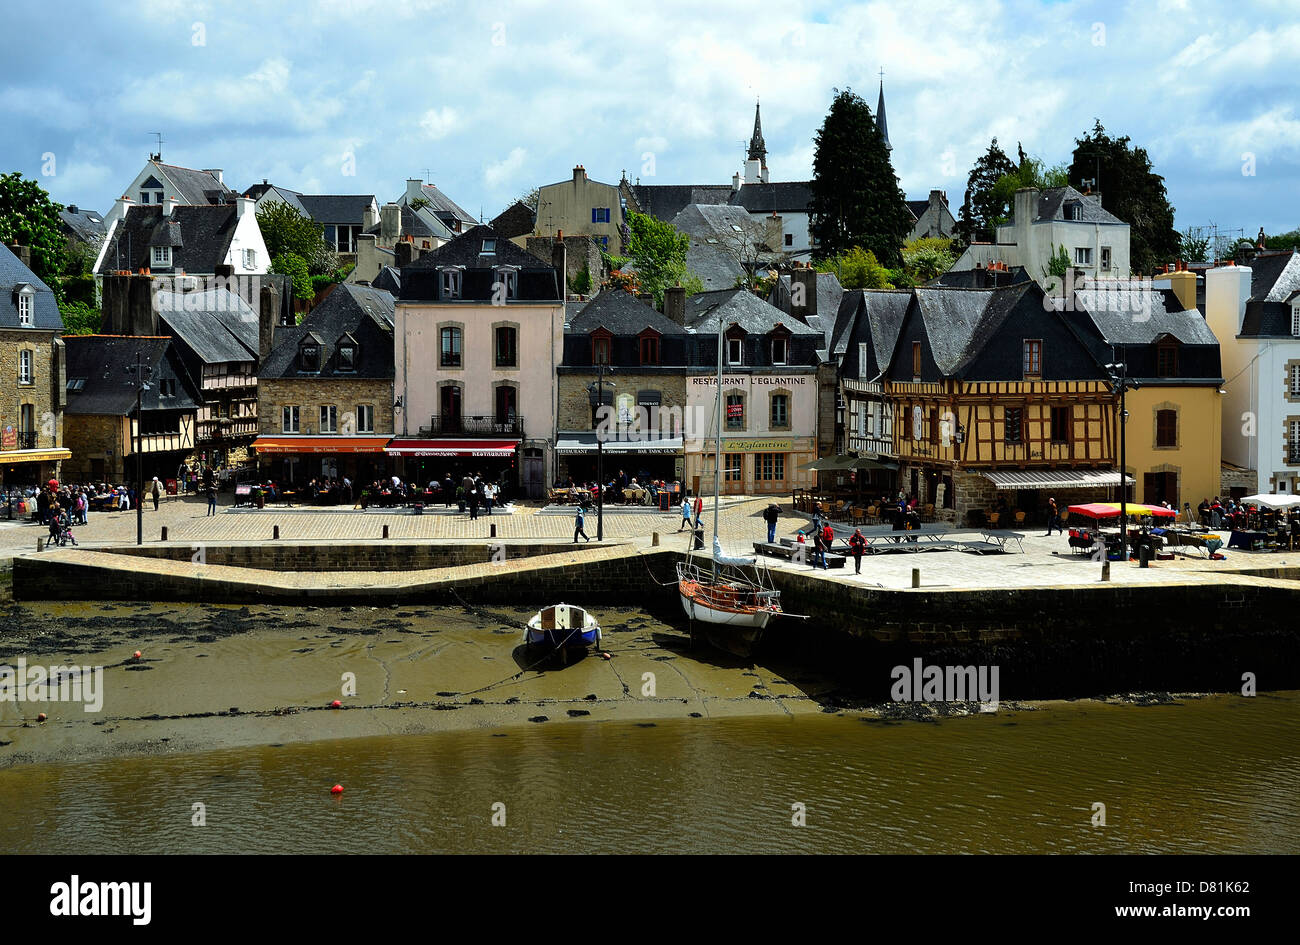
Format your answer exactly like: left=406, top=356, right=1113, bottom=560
left=956, top=139, right=1016, bottom=246
left=255, top=201, right=333, bottom=275
left=623, top=210, right=690, bottom=307
left=1068, top=120, right=1179, bottom=276
left=0, top=172, right=69, bottom=299
left=809, top=89, right=913, bottom=267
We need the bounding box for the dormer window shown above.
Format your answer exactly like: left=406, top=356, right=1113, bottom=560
left=337, top=338, right=356, bottom=372
left=1292, top=305, right=1300, bottom=338
left=299, top=343, right=320, bottom=373
left=495, top=268, right=518, bottom=299
left=770, top=333, right=788, bottom=365
left=152, top=246, right=172, bottom=267
left=1156, top=340, right=1178, bottom=377
left=441, top=268, right=462, bottom=299
left=1066, top=202, right=1082, bottom=221
left=482, top=238, right=497, bottom=255
left=15, top=285, right=34, bottom=326
left=726, top=335, right=744, bottom=365
left=639, top=329, right=660, bottom=366
left=591, top=328, right=612, bottom=366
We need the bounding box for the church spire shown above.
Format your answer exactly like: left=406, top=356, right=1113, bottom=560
left=876, top=76, right=891, bottom=152
left=747, top=99, right=766, bottom=163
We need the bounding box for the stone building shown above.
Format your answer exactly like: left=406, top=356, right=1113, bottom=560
left=0, top=244, right=69, bottom=487
left=534, top=166, right=626, bottom=254
left=253, top=283, right=396, bottom=485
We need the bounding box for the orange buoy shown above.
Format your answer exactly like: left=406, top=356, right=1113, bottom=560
left=600, top=652, right=612, bottom=660
left=37, top=713, right=47, bottom=722
left=330, top=784, right=344, bottom=795
left=330, top=700, right=341, bottom=708
left=133, top=651, right=142, bottom=660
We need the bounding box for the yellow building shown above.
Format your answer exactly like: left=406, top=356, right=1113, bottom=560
left=534, top=166, right=625, bottom=254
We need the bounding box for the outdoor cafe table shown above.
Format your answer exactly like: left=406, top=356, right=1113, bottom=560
left=1228, top=530, right=1268, bottom=549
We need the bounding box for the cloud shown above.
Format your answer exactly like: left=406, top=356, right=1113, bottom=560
left=484, top=147, right=527, bottom=190
left=420, top=107, right=460, bottom=140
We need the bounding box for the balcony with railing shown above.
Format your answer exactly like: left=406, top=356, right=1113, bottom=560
left=17, top=431, right=37, bottom=450
left=418, top=414, right=524, bottom=438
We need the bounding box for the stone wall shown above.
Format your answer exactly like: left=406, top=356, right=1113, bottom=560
left=557, top=372, right=688, bottom=432
left=61, top=414, right=123, bottom=482
left=526, top=236, right=603, bottom=291
left=110, top=540, right=611, bottom=571
left=0, top=328, right=65, bottom=481
left=257, top=378, right=395, bottom=436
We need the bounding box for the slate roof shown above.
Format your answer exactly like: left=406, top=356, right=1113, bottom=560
left=0, top=243, right=63, bottom=331
left=63, top=336, right=200, bottom=415
left=147, top=162, right=235, bottom=205
left=929, top=266, right=1031, bottom=288
left=1248, top=250, right=1300, bottom=302
left=905, top=286, right=1023, bottom=377
left=298, top=195, right=376, bottom=226
left=59, top=206, right=106, bottom=244
left=154, top=288, right=259, bottom=364
left=490, top=201, right=536, bottom=240
left=905, top=200, right=928, bottom=220
left=684, top=288, right=820, bottom=336
left=98, top=205, right=239, bottom=274
left=1019, top=186, right=1126, bottom=226
left=243, top=183, right=309, bottom=215
left=371, top=265, right=401, bottom=294
left=728, top=181, right=813, bottom=214
left=404, top=224, right=550, bottom=270
left=261, top=283, right=395, bottom=379
left=629, top=184, right=734, bottom=221
left=566, top=289, right=685, bottom=336
left=1068, top=287, right=1219, bottom=346
left=838, top=290, right=911, bottom=380
left=769, top=272, right=845, bottom=350
left=413, top=184, right=476, bottom=226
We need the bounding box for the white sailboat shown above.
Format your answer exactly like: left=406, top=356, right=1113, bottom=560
left=676, top=306, right=785, bottom=656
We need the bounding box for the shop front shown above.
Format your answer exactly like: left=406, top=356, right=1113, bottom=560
left=384, top=438, right=520, bottom=492
left=0, top=447, right=72, bottom=492
left=554, top=432, right=682, bottom=486
left=684, top=436, right=816, bottom=497
left=251, top=436, right=393, bottom=486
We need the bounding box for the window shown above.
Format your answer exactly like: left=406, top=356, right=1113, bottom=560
left=639, top=334, right=659, bottom=365
left=1291, top=420, right=1300, bottom=464
left=1023, top=339, right=1042, bottom=378
left=1292, top=364, right=1300, bottom=397
left=1067, top=203, right=1082, bottom=221
left=1292, top=305, right=1300, bottom=338
left=337, top=344, right=356, bottom=371
left=1050, top=406, right=1070, bottom=444
left=282, top=406, right=300, bottom=433
left=334, top=225, right=360, bottom=254
left=440, top=327, right=462, bottom=367
left=911, top=342, right=922, bottom=380
left=930, top=408, right=940, bottom=444
left=771, top=337, right=787, bottom=365
left=592, top=335, right=610, bottom=365
left=243, top=248, right=256, bottom=269
left=441, top=269, right=462, bottom=299
left=495, top=268, right=518, bottom=299
left=591, top=208, right=611, bottom=224
left=770, top=393, right=789, bottom=428
left=1156, top=409, right=1177, bottom=448
left=727, top=337, right=743, bottom=365
left=1004, top=407, right=1024, bottom=444
left=320, top=405, right=338, bottom=434
left=18, top=349, right=33, bottom=385
left=440, top=384, right=462, bottom=421
left=357, top=405, right=374, bottom=433
left=1156, top=342, right=1178, bottom=377
left=495, top=385, right=517, bottom=424
left=726, top=393, right=745, bottom=430
left=299, top=344, right=320, bottom=372
left=1075, top=247, right=1093, bottom=266
left=755, top=453, right=786, bottom=482
left=724, top=454, right=743, bottom=482
left=17, top=290, right=33, bottom=325
left=482, top=239, right=497, bottom=255
left=151, top=246, right=171, bottom=267
left=495, top=326, right=518, bottom=367
left=784, top=233, right=793, bottom=247
left=1101, top=246, right=1112, bottom=271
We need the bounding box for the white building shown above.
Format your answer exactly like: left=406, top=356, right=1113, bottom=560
left=1205, top=252, right=1300, bottom=494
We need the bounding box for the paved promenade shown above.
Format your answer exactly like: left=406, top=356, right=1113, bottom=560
left=5, top=492, right=1290, bottom=593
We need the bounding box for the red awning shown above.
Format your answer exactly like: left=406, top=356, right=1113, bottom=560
left=253, top=437, right=393, bottom=454
left=385, top=439, right=518, bottom=458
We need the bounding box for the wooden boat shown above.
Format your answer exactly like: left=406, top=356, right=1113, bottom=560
left=525, top=603, right=602, bottom=666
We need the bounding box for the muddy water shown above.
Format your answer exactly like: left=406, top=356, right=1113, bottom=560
left=0, top=601, right=1297, bottom=853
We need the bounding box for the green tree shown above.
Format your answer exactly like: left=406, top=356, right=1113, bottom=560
left=816, top=246, right=893, bottom=289
left=623, top=211, right=690, bottom=306
left=902, top=236, right=955, bottom=283
left=1178, top=227, right=1211, bottom=263
left=1262, top=228, right=1300, bottom=252
left=809, top=88, right=913, bottom=266
left=989, top=153, right=1072, bottom=226
left=59, top=300, right=102, bottom=335
left=271, top=253, right=314, bottom=302
left=568, top=261, right=593, bottom=296
left=956, top=139, right=1017, bottom=246
left=0, top=172, right=69, bottom=298
left=256, top=202, right=330, bottom=275
left=1043, top=243, right=1071, bottom=291
left=1068, top=120, right=1179, bottom=276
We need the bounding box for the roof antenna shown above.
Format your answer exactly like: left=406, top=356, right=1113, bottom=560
left=150, top=132, right=164, bottom=162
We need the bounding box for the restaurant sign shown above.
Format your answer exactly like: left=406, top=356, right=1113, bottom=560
left=721, top=438, right=795, bottom=452
left=1, top=426, right=14, bottom=450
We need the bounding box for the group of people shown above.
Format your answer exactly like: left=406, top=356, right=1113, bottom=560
left=557, top=472, right=679, bottom=505
left=1199, top=496, right=1252, bottom=529
left=795, top=509, right=870, bottom=574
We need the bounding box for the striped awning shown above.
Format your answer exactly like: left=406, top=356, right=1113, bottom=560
left=982, top=469, right=1133, bottom=489
left=0, top=448, right=72, bottom=464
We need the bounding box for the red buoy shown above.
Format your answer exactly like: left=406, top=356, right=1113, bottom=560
left=330, top=700, right=341, bottom=709
left=37, top=713, right=47, bottom=722
left=330, top=784, right=344, bottom=795
left=133, top=651, right=142, bottom=660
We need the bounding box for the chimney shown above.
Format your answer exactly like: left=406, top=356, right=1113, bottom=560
left=732, top=172, right=741, bottom=191
left=573, top=165, right=586, bottom=184
left=1206, top=264, right=1253, bottom=337
left=406, top=179, right=424, bottom=202
left=204, top=169, right=224, bottom=185
left=101, top=273, right=129, bottom=333
left=235, top=196, right=254, bottom=219
left=664, top=285, right=686, bottom=325
left=214, top=263, right=234, bottom=279
left=128, top=273, right=157, bottom=336
left=258, top=281, right=279, bottom=363
left=114, top=195, right=134, bottom=221
left=6, top=243, right=32, bottom=269
left=162, top=196, right=179, bottom=218
left=551, top=239, right=567, bottom=297
left=67, top=205, right=78, bottom=214
left=929, top=189, right=945, bottom=210
left=765, top=213, right=783, bottom=253
left=791, top=267, right=817, bottom=321
left=380, top=203, right=402, bottom=246
left=1163, top=269, right=1197, bottom=312
left=363, top=202, right=378, bottom=231
left=1013, top=187, right=1038, bottom=229
left=394, top=241, right=414, bottom=268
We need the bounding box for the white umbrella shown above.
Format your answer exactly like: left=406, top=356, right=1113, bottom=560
left=1240, top=494, right=1300, bottom=509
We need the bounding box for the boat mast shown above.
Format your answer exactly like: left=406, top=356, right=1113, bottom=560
left=713, top=310, right=723, bottom=581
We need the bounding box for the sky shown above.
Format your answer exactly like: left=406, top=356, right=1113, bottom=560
left=2, top=0, right=1298, bottom=243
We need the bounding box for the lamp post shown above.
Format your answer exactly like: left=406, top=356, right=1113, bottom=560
left=1106, top=352, right=1138, bottom=563
left=587, top=363, right=614, bottom=542
left=126, top=353, right=152, bottom=546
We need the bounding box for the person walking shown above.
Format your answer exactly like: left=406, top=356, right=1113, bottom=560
left=483, top=481, right=496, bottom=515
left=150, top=477, right=162, bottom=511
left=678, top=496, right=692, bottom=532
left=206, top=480, right=218, bottom=516
left=574, top=504, right=590, bottom=543
left=848, top=527, right=866, bottom=574
left=692, top=494, right=703, bottom=530
left=1044, top=497, right=1063, bottom=536
left=468, top=484, right=480, bottom=521
left=812, top=526, right=828, bottom=570
left=763, top=503, right=779, bottom=544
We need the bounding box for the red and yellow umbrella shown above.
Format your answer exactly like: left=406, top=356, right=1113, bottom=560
left=1067, top=502, right=1175, bottom=520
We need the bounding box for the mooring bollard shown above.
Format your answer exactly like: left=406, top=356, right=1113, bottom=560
left=652, top=531, right=660, bottom=547
left=161, top=526, right=168, bottom=541
left=273, top=525, right=280, bottom=540
left=911, top=568, right=920, bottom=588
left=36, top=538, right=44, bottom=553
left=490, top=523, right=497, bottom=538
left=1102, top=560, right=1111, bottom=582
left=382, top=524, right=389, bottom=539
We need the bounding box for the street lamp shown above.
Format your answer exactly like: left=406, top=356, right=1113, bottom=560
left=1105, top=353, right=1139, bottom=563
left=586, top=364, right=615, bottom=542
left=125, top=353, right=153, bottom=547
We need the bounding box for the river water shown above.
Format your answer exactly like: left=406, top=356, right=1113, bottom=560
left=1, top=691, right=1296, bottom=853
